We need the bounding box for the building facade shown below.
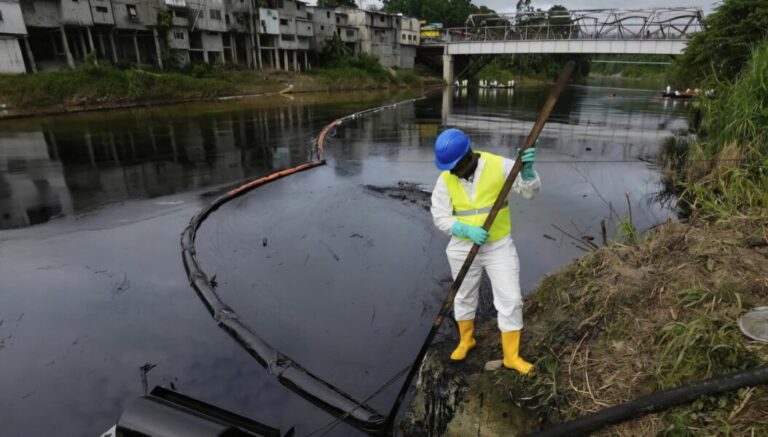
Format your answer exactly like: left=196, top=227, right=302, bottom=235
left=0, top=0, right=28, bottom=73
left=308, top=6, right=358, bottom=55
left=342, top=8, right=417, bottom=69
left=1, top=0, right=418, bottom=73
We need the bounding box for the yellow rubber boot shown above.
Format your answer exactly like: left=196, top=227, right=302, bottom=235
left=450, top=319, right=477, bottom=361
left=501, top=331, right=534, bottom=375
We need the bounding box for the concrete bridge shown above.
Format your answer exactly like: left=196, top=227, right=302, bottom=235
left=424, top=8, right=705, bottom=82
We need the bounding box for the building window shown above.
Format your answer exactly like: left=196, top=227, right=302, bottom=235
left=320, top=25, right=324, bottom=30
left=335, top=16, right=339, bottom=23
left=326, top=11, right=330, bottom=18
left=126, top=4, right=138, bottom=21
left=280, top=18, right=288, bottom=25
left=280, top=34, right=295, bottom=41
left=379, top=16, right=385, bottom=23
left=402, top=34, right=405, bottom=40
left=346, top=30, right=354, bottom=37
left=174, top=31, right=184, bottom=40
left=277, top=0, right=283, bottom=8
left=210, top=9, right=222, bottom=20
left=0, top=10, right=3, bottom=21
left=173, top=9, right=186, bottom=18
left=95, top=6, right=108, bottom=12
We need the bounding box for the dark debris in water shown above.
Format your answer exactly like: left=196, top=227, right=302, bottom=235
left=140, top=362, right=157, bottom=395
left=364, top=181, right=431, bottom=211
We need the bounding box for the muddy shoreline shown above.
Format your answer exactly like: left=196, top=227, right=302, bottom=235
left=402, top=216, right=768, bottom=436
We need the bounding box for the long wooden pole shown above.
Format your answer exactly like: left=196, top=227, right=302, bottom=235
left=383, top=61, right=576, bottom=432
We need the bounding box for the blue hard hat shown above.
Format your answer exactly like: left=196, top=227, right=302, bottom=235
left=434, top=128, right=470, bottom=170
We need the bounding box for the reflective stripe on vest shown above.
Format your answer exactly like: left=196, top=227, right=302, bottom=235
left=441, top=151, right=512, bottom=242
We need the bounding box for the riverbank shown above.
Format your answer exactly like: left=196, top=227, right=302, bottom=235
left=402, top=212, right=768, bottom=436
left=0, top=65, right=440, bottom=119
left=402, top=35, right=768, bottom=437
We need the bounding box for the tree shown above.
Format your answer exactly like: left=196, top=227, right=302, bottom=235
left=671, top=0, right=768, bottom=85
left=516, top=0, right=533, bottom=13
left=381, top=0, right=493, bottom=27
left=502, top=5, right=590, bottom=80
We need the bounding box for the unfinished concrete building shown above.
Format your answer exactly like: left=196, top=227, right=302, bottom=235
left=398, top=16, right=419, bottom=68
left=308, top=6, right=358, bottom=55
left=273, top=0, right=310, bottom=71
left=1, top=0, right=417, bottom=73
left=19, top=0, right=164, bottom=70
left=342, top=8, right=418, bottom=69
left=0, top=0, right=28, bottom=73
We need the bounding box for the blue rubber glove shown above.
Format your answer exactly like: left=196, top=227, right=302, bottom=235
left=451, top=222, right=489, bottom=246
left=517, top=141, right=538, bottom=181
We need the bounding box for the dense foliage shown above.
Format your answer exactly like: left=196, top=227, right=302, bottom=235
left=314, top=34, right=396, bottom=84
left=381, top=0, right=493, bottom=27
left=671, top=0, right=768, bottom=85
left=664, top=42, right=768, bottom=222
left=477, top=5, right=590, bottom=81
left=316, top=0, right=356, bottom=8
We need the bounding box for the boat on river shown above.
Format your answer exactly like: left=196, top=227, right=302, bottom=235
left=454, top=79, right=515, bottom=88
left=661, top=86, right=698, bottom=99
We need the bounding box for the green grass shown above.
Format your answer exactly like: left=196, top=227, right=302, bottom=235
left=698, top=42, right=768, bottom=160
left=477, top=61, right=516, bottom=83
left=0, top=55, right=423, bottom=109
left=654, top=316, right=750, bottom=390
left=312, top=53, right=398, bottom=88
left=681, top=158, right=768, bottom=220
left=395, top=69, right=421, bottom=86
left=0, top=63, right=241, bottom=107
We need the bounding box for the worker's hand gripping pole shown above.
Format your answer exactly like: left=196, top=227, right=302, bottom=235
left=384, top=61, right=576, bottom=432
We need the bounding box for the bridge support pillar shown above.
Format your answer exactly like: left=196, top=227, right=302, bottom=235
left=441, top=85, right=453, bottom=125
left=442, top=53, right=454, bottom=85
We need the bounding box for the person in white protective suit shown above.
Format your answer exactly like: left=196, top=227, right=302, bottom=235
left=430, top=128, right=540, bottom=374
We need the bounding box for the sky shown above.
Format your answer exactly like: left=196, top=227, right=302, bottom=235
left=347, top=0, right=720, bottom=14
left=484, top=0, right=718, bottom=14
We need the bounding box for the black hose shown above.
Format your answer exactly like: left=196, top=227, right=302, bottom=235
left=527, top=365, right=768, bottom=437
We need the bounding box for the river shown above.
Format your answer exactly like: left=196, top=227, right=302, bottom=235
left=0, top=84, right=689, bottom=436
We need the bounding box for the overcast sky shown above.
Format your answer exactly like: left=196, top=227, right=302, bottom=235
left=483, top=0, right=718, bottom=14
left=348, top=0, right=720, bottom=14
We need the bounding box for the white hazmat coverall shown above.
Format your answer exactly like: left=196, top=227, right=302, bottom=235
left=430, top=155, right=540, bottom=332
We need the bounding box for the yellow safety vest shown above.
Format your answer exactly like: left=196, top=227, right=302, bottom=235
left=441, top=151, right=511, bottom=242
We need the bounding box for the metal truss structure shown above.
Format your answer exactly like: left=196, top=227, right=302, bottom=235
left=426, top=7, right=704, bottom=44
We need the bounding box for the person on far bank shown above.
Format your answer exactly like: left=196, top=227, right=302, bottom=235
left=430, top=128, right=540, bottom=375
